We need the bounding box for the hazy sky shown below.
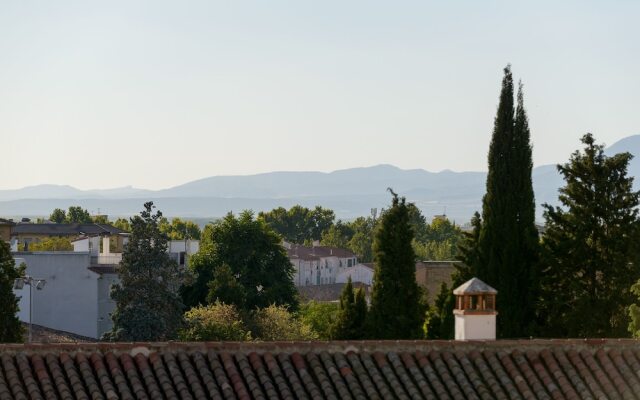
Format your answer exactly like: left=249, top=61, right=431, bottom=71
left=1, top=1, right=638, bottom=190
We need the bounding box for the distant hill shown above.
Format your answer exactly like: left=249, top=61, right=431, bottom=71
left=1, top=135, right=638, bottom=223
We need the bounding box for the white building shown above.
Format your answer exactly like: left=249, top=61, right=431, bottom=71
left=286, top=243, right=361, bottom=286
left=13, top=234, right=199, bottom=339
left=336, top=263, right=374, bottom=286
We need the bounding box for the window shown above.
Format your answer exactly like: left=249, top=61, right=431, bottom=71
left=347, top=259, right=352, bottom=268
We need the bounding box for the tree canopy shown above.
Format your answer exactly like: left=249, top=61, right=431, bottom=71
left=159, top=217, right=202, bottom=240
left=104, top=202, right=184, bottom=341
left=258, top=205, right=335, bottom=244
left=0, top=241, right=24, bottom=342
left=367, top=191, right=424, bottom=339
left=182, top=211, right=298, bottom=311
left=540, top=134, right=640, bottom=338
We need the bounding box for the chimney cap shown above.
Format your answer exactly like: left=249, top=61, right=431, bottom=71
left=453, top=277, right=497, bottom=295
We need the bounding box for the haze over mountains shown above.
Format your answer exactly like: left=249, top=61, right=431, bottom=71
left=2, top=135, right=639, bottom=223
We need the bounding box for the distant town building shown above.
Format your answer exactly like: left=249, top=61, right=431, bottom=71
left=10, top=222, right=126, bottom=251
left=285, top=242, right=360, bottom=286
left=12, top=231, right=199, bottom=339
left=414, top=260, right=459, bottom=303
left=0, top=218, right=14, bottom=242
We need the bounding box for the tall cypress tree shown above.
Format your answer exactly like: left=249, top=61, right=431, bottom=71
left=331, top=277, right=367, bottom=339
left=367, top=190, right=423, bottom=339
left=475, top=66, right=539, bottom=338
left=0, top=240, right=24, bottom=342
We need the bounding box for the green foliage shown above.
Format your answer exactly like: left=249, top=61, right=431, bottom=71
left=629, top=281, right=640, bottom=338
left=413, top=239, right=455, bottom=261
left=424, top=281, right=458, bottom=339
left=331, top=277, right=367, bottom=340
left=180, top=302, right=251, bottom=341
left=540, top=134, right=640, bottom=338
left=367, top=191, right=424, bottom=339
left=258, top=205, right=335, bottom=244
left=49, top=208, right=66, bottom=223
left=49, top=206, right=93, bottom=223
left=112, top=218, right=131, bottom=232
left=249, top=304, right=318, bottom=341
left=319, top=222, right=353, bottom=249
left=104, top=202, right=184, bottom=341
left=29, top=237, right=73, bottom=251
left=92, top=215, right=109, bottom=224
left=182, top=211, right=298, bottom=312
left=472, top=67, right=540, bottom=338
left=321, top=217, right=376, bottom=263
left=0, top=243, right=24, bottom=343
left=406, top=203, right=428, bottom=242
left=298, top=301, right=339, bottom=340
left=159, top=217, right=202, bottom=240
left=65, top=206, right=93, bottom=223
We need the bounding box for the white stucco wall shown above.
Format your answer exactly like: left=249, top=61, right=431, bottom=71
left=454, top=314, right=496, bottom=340
left=336, top=264, right=374, bottom=285
left=13, top=252, right=100, bottom=338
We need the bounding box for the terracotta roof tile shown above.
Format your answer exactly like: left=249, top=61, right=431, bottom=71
left=2, top=341, right=640, bottom=399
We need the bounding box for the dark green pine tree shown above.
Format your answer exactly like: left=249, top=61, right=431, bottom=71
left=367, top=190, right=424, bottom=339
left=540, top=134, right=640, bottom=338
left=0, top=240, right=24, bottom=342
left=331, top=277, right=367, bottom=339
left=476, top=66, right=539, bottom=338
left=104, top=202, right=184, bottom=341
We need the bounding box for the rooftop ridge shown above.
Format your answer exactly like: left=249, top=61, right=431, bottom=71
left=1, top=339, right=638, bottom=355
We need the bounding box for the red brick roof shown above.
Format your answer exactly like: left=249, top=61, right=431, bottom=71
left=2, top=340, right=640, bottom=399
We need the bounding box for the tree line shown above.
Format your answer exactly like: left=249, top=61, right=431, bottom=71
left=2, top=64, right=640, bottom=342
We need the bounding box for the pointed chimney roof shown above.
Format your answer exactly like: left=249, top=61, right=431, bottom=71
left=453, top=277, right=497, bottom=295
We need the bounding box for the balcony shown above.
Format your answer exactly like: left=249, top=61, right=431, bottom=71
left=90, top=254, right=122, bottom=265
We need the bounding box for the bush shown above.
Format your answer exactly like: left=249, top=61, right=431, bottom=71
left=250, top=304, right=317, bottom=341
left=298, top=301, right=339, bottom=340
left=181, top=302, right=251, bottom=341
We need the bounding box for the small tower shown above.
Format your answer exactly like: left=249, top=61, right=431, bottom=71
left=453, top=277, right=497, bottom=340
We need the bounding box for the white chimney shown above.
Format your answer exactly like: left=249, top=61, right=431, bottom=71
left=453, top=277, right=497, bottom=340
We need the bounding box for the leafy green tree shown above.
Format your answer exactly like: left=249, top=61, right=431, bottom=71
left=472, top=67, right=539, bottom=338
left=367, top=191, right=424, bottom=339
left=30, top=237, right=73, bottom=251
left=320, top=221, right=354, bottom=249
left=298, top=301, right=339, bottom=340
left=258, top=205, right=335, bottom=244
left=406, top=203, right=428, bottom=243
left=249, top=304, right=317, bottom=341
left=104, top=202, right=184, bottom=341
left=540, top=134, right=640, bottom=338
left=49, top=208, right=66, bottom=223
left=92, top=215, right=109, bottom=224
left=182, top=211, right=298, bottom=311
left=112, top=218, right=131, bottom=232
left=0, top=242, right=24, bottom=342
left=331, top=277, right=367, bottom=339
left=629, top=282, right=640, bottom=338
left=65, top=206, right=93, bottom=223
left=159, top=217, right=202, bottom=240
left=180, top=301, right=251, bottom=341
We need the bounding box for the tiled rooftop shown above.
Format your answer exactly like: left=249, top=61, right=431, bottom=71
left=287, top=244, right=356, bottom=261
left=1, top=340, right=640, bottom=399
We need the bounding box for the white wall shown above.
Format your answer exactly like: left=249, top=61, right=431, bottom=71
left=336, top=264, right=374, bottom=285
left=14, top=252, right=100, bottom=338
left=454, top=314, right=496, bottom=340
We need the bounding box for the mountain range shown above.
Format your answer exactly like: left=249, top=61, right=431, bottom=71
left=2, top=135, right=639, bottom=223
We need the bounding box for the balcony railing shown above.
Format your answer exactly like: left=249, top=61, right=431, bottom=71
left=91, top=254, right=122, bottom=265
